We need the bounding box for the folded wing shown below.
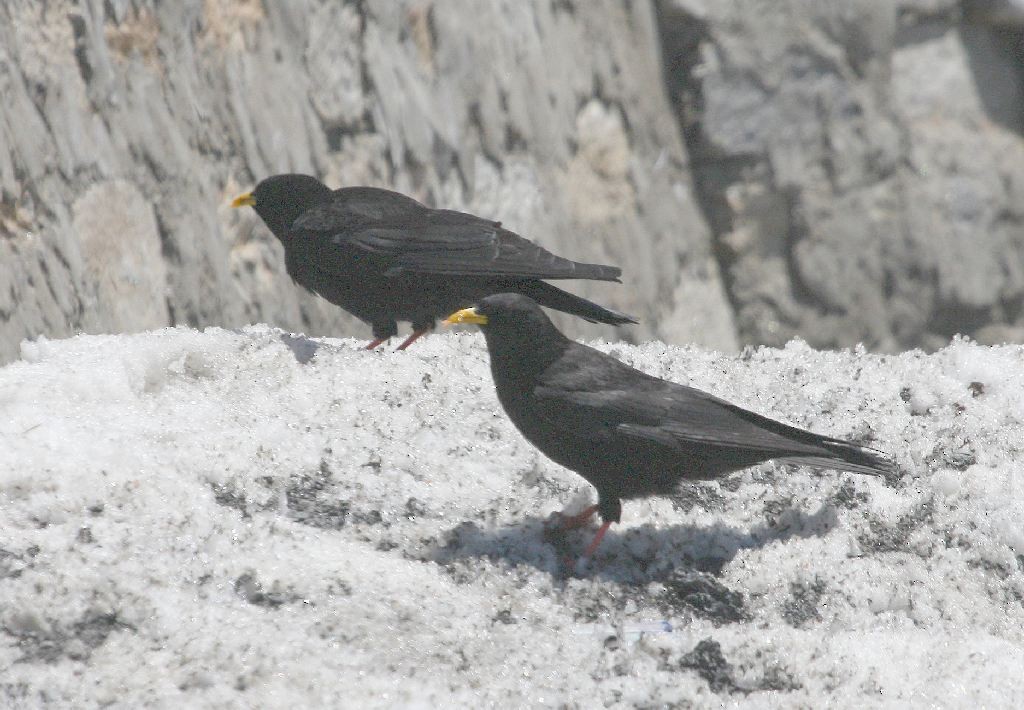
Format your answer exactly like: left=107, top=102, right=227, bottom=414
left=292, top=189, right=622, bottom=281
left=532, top=347, right=893, bottom=475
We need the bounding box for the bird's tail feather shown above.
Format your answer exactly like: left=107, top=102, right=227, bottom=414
left=515, top=281, right=637, bottom=326
left=778, top=440, right=897, bottom=478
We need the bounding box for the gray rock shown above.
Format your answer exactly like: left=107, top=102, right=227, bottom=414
left=658, top=0, right=1024, bottom=351
left=72, top=180, right=169, bottom=332
left=4, top=0, right=1024, bottom=363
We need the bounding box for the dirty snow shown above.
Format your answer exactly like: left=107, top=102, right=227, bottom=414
left=1, top=326, right=1022, bottom=708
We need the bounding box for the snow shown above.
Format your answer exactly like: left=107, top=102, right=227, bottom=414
left=1, top=326, right=1023, bottom=708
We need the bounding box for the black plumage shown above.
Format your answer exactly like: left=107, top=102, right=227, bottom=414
left=445, top=293, right=895, bottom=562
left=232, top=174, right=635, bottom=350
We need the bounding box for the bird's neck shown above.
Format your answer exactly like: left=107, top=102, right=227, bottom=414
left=257, top=187, right=333, bottom=240
left=262, top=214, right=301, bottom=240
left=483, top=329, right=569, bottom=391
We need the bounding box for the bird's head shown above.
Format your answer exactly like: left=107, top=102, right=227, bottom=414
left=231, top=174, right=333, bottom=239
left=444, top=293, right=568, bottom=361
left=445, top=293, right=551, bottom=329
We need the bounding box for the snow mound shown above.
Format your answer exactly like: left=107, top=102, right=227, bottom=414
left=1, top=327, right=1022, bottom=707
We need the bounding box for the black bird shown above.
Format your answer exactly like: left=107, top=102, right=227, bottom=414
left=231, top=174, right=635, bottom=350
left=445, top=293, right=895, bottom=566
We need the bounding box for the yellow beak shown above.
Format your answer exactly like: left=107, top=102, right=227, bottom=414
left=443, top=307, right=488, bottom=326
left=231, top=192, right=256, bottom=208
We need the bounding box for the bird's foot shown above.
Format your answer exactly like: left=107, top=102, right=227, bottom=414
left=544, top=505, right=607, bottom=573
left=552, top=518, right=612, bottom=575
left=364, top=337, right=388, bottom=350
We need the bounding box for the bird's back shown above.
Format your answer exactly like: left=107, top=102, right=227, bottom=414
left=494, top=341, right=892, bottom=499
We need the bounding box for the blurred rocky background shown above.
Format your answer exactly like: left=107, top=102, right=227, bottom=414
left=1, top=0, right=1022, bottom=363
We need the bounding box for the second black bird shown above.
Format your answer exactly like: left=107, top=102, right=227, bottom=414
left=232, top=174, right=635, bottom=350
left=445, top=293, right=895, bottom=567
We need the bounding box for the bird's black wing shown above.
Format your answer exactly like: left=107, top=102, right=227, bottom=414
left=287, top=188, right=441, bottom=282
left=533, top=384, right=828, bottom=456
left=370, top=210, right=623, bottom=281
left=293, top=192, right=621, bottom=282
left=530, top=346, right=854, bottom=457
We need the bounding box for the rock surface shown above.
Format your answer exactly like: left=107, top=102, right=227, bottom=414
left=2, top=0, right=1024, bottom=363
left=657, top=0, right=1024, bottom=350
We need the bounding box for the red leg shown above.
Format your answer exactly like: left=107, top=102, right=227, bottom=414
left=561, top=519, right=614, bottom=574
left=395, top=329, right=428, bottom=351
left=581, top=520, right=613, bottom=559
left=543, top=502, right=617, bottom=572
left=364, top=337, right=388, bottom=350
